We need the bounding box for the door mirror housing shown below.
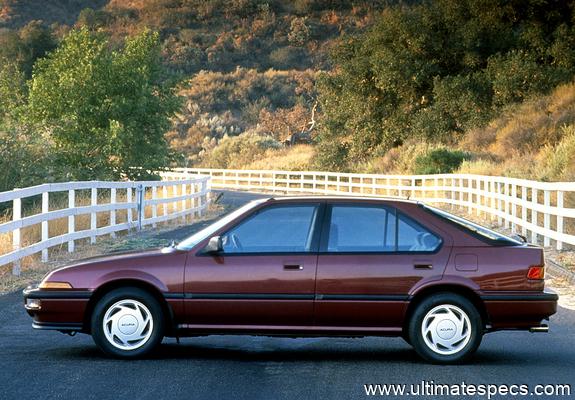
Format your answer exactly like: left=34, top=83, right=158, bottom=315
left=204, top=236, right=222, bottom=254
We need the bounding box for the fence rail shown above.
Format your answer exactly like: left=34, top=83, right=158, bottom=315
left=1, top=176, right=211, bottom=274
left=165, top=168, right=575, bottom=251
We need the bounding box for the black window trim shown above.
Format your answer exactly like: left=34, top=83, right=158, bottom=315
left=318, top=202, right=444, bottom=255
left=418, top=203, right=522, bottom=247
left=198, top=202, right=326, bottom=257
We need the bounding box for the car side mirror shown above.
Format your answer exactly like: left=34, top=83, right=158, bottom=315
left=204, top=236, right=222, bottom=254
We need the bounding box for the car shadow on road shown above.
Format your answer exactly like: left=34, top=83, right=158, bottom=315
left=52, top=339, right=566, bottom=368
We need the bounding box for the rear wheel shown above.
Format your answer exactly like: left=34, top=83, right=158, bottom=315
left=91, top=287, right=164, bottom=358
left=408, top=293, right=483, bottom=364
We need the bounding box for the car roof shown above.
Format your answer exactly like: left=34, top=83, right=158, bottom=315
left=263, top=195, right=420, bottom=205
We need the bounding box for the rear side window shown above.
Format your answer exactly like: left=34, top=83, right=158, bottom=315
left=328, top=206, right=396, bottom=252
left=222, top=205, right=319, bottom=253
left=326, top=205, right=441, bottom=253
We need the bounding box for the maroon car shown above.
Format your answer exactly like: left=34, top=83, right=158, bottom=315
left=23, top=196, right=558, bottom=363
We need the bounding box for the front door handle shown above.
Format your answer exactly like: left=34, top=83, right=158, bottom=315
left=284, top=264, right=303, bottom=271
left=414, top=263, right=433, bottom=269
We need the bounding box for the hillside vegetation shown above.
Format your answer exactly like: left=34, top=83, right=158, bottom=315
left=0, top=0, right=574, bottom=192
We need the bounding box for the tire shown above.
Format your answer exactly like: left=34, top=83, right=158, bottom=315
left=91, top=287, right=164, bottom=358
left=408, top=293, right=483, bottom=364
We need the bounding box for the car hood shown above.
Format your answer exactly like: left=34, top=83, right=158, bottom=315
left=52, top=247, right=179, bottom=272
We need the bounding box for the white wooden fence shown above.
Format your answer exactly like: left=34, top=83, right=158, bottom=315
left=165, top=168, right=575, bottom=251
left=1, top=176, right=210, bottom=275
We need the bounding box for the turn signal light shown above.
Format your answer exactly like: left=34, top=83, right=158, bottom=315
left=527, top=266, right=545, bottom=280
left=39, top=281, right=73, bottom=289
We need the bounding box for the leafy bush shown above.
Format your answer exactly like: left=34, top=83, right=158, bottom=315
left=199, top=132, right=281, bottom=169
left=288, top=17, right=310, bottom=47
left=487, top=50, right=565, bottom=106
left=268, top=47, right=308, bottom=69
left=413, top=149, right=469, bottom=175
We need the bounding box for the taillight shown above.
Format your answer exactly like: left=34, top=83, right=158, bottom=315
left=527, top=265, right=545, bottom=280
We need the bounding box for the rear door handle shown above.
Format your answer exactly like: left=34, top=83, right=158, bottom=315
left=284, top=264, right=303, bottom=271
left=414, top=264, right=433, bottom=269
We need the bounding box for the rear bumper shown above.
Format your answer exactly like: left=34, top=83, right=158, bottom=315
left=481, top=291, right=558, bottom=330
left=23, top=285, right=91, bottom=332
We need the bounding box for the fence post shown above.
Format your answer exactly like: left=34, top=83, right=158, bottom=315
left=467, top=178, right=472, bottom=214
left=543, top=190, right=550, bottom=247
left=110, top=188, right=116, bottom=238
left=127, top=187, right=133, bottom=228
left=136, top=184, right=144, bottom=231
left=41, top=191, right=49, bottom=262
left=12, top=195, right=21, bottom=276
left=195, top=182, right=201, bottom=217
left=489, top=179, right=495, bottom=220
left=497, top=181, right=503, bottom=226
left=162, top=184, right=168, bottom=218
left=504, top=183, right=510, bottom=229
left=68, top=189, right=75, bottom=253
left=511, top=184, right=517, bottom=233
left=151, top=186, right=157, bottom=228
left=181, top=183, right=186, bottom=222
left=90, top=187, right=97, bottom=244
left=557, top=191, right=564, bottom=251
left=476, top=178, right=481, bottom=216
left=531, top=188, right=538, bottom=244
left=521, top=186, right=527, bottom=236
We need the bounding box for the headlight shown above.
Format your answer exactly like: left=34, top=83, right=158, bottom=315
left=39, top=281, right=73, bottom=289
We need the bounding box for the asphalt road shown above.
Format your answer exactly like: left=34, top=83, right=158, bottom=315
left=1, top=191, right=574, bottom=400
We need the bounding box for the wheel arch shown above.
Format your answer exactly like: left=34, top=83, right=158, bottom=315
left=403, top=284, right=490, bottom=334
left=83, top=279, right=175, bottom=335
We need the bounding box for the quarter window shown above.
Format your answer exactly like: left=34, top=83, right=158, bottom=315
left=397, top=213, right=441, bottom=251
left=221, top=205, right=319, bottom=253
left=327, top=205, right=441, bottom=253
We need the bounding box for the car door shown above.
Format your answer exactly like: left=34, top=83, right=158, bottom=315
left=182, top=201, right=324, bottom=328
left=315, top=202, right=452, bottom=329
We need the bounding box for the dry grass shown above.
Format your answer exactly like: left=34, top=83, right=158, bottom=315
left=244, top=144, right=315, bottom=171
left=468, top=81, right=575, bottom=156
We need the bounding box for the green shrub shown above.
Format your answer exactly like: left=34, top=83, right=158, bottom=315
left=200, top=132, right=281, bottom=169
left=487, top=50, right=565, bottom=106
left=413, top=149, right=469, bottom=175
left=268, top=46, right=308, bottom=69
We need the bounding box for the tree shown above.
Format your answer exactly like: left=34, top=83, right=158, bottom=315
left=24, top=28, right=180, bottom=180
left=0, top=21, right=56, bottom=78
left=316, top=0, right=575, bottom=169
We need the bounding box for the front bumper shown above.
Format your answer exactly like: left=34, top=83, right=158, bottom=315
left=23, top=285, right=92, bottom=332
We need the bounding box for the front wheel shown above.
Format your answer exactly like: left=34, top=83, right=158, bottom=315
left=408, top=293, right=483, bottom=364
left=91, top=287, right=164, bottom=358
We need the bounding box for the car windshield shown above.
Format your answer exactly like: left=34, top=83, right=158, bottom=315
left=422, top=204, right=523, bottom=245
left=176, top=199, right=268, bottom=251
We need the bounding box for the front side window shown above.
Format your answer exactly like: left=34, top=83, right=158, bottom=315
left=326, top=205, right=441, bottom=253
left=221, top=205, right=319, bottom=253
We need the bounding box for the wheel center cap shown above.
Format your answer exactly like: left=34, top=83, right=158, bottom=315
left=436, top=319, right=457, bottom=340
left=118, top=315, right=138, bottom=335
